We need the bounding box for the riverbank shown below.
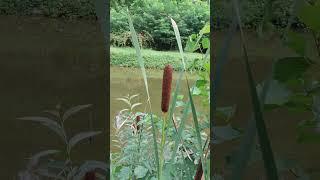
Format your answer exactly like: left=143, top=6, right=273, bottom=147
left=111, top=47, right=203, bottom=70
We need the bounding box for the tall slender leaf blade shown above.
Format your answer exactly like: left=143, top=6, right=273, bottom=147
left=166, top=70, right=183, bottom=137
left=127, top=9, right=150, bottom=100
left=187, top=83, right=207, bottom=179
left=171, top=17, right=207, bottom=179
left=127, top=10, right=159, bottom=178
left=170, top=100, right=191, bottom=162
left=231, top=0, right=279, bottom=179
left=62, top=104, right=92, bottom=122
left=26, top=150, right=60, bottom=170
left=68, top=131, right=101, bottom=150
left=171, top=18, right=186, bottom=71
left=18, top=116, right=65, bottom=143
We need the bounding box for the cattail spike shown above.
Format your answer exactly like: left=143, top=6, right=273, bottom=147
left=194, top=159, right=203, bottom=180
left=85, top=171, right=96, bottom=180
left=161, top=65, right=173, bottom=113
left=136, top=115, right=141, bottom=131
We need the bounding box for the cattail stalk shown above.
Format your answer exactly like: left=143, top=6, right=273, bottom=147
left=159, top=65, right=173, bottom=180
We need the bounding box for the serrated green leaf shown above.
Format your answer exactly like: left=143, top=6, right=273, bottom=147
left=118, top=166, right=131, bottom=180
left=202, top=38, right=210, bottom=49
left=134, top=166, right=148, bottom=178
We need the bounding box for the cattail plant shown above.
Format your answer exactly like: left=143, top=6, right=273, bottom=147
left=161, top=64, right=173, bottom=113
left=159, top=64, right=173, bottom=179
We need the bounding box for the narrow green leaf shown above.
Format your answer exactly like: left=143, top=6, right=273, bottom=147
left=127, top=10, right=159, bottom=179
left=62, top=104, right=92, bottom=122
left=170, top=18, right=187, bottom=71
left=128, top=9, right=150, bottom=100
left=27, top=150, right=60, bottom=169
left=187, top=82, right=206, bottom=176
left=170, top=100, right=191, bottom=163
left=68, top=131, right=101, bottom=150
left=18, top=116, right=66, bottom=143
left=231, top=0, right=279, bottom=179
left=166, top=70, right=183, bottom=136
left=171, top=17, right=207, bottom=179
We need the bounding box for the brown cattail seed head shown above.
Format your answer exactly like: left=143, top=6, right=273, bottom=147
left=136, top=115, right=141, bottom=131
left=194, top=159, right=203, bottom=180
left=161, top=64, right=173, bottom=113
left=85, top=171, right=96, bottom=180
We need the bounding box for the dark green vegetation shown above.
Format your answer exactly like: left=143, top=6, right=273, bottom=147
left=0, top=0, right=97, bottom=18
left=111, top=0, right=209, bottom=50
left=0, top=0, right=309, bottom=30
left=17, top=105, right=108, bottom=179
left=213, top=0, right=320, bottom=179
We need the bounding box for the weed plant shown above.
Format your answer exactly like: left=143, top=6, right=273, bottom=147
left=17, top=104, right=108, bottom=180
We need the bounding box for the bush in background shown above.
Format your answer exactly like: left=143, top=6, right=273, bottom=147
left=111, top=0, right=210, bottom=50
left=0, top=0, right=96, bottom=18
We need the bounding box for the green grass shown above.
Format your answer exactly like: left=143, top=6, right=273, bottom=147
left=111, top=47, right=203, bottom=71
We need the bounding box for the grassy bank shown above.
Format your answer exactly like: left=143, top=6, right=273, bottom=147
left=110, top=47, right=204, bottom=71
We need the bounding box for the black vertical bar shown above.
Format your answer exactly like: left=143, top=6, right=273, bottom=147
left=210, top=0, right=214, bottom=178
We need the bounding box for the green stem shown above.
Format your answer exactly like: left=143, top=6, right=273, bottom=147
left=159, top=113, right=167, bottom=180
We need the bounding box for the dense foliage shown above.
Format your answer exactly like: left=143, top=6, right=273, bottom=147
left=0, top=0, right=96, bottom=18
left=0, top=0, right=308, bottom=31
left=111, top=0, right=209, bottom=50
